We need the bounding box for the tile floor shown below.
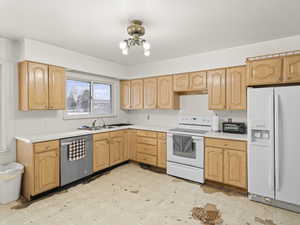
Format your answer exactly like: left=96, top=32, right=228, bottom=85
left=1, top=163, right=299, bottom=225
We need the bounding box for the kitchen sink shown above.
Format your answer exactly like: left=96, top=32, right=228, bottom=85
left=78, top=125, right=116, bottom=131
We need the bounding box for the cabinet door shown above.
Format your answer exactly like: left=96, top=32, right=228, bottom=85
left=120, top=80, right=131, bottom=109
left=247, top=58, right=283, bottom=85
left=205, top=147, right=223, bottom=182
left=123, top=130, right=130, bottom=161
left=28, top=62, right=49, bottom=110
left=93, top=139, right=110, bottom=172
left=110, top=136, right=124, bottom=166
left=34, top=150, right=59, bottom=195
left=283, top=54, right=300, bottom=83
left=157, top=135, right=166, bottom=168
left=157, top=76, right=179, bottom=109
left=143, top=78, right=157, bottom=109
left=129, top=130, right=137, bottom=161
left=224, top=149, right=247, bottom=189
left=207, top=69, right=226, bottom=110
left=226, top=66, right=246, bottom=110
left=189, top=71, right=207, bottom=90
left=173, top=73, right=189, bottom=91
left=131, top=79, right=143, bottom=109
left=48, top=65, right=65, bottom=110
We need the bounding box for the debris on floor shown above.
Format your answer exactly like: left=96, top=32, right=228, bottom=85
left=255, top=217, right=277, bottom=225
left=82, top=171, right=110, bottom=184
left=130, top=190, right=139, bottom=194
left=140, top=164, right=166, bottom=174
left=192, top=203, right=223, bottom=225
left=200, top=183, right=246, bottom=197
left=11, top=189, right=69, bottom=210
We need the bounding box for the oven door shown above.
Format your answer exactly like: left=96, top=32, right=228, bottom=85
left=167, top=133, right=204, bottom=168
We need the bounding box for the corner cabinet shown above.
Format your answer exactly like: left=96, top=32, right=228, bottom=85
left=120, top=80, right=131, bottom=109
left=157, top=76, right=179, bottom=109
left=18, top=61, right=65, bottom=111
left=207, top=69, right=226, bottom=110
left=130, top=79, right=144, bottom=109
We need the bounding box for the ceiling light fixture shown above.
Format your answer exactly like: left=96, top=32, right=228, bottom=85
left=119, top=20, right=150, bottom=56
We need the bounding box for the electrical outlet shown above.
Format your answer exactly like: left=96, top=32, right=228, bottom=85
left=147, top=114, right=150, bottom=120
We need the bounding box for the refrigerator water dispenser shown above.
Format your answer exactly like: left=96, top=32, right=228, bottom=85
left=250, top=129, right=271, bottom=145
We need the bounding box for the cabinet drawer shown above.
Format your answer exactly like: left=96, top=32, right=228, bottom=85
left=137, top=136, right=157, bottom=146
left=205, top=138, right=246, bottom=151
left=137, top=130, right=157, bottom=138
left=34, top=140, right=59, bottom=153
left=157, top=132, right=166, bottom=140
left=93, top=133, right=110, bottom=142
left=136, top=153, right=157, bottom=166
left=137, top=144, right=157, bottom=156
left=110, top=130, right=124, bottom=138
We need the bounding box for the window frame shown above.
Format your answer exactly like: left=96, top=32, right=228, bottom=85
left=63, top=76, right=116, bottom=120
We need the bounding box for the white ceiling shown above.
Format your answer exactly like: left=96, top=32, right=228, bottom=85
left=0, top=0, right=300, bottom=65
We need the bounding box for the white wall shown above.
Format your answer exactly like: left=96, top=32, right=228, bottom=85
left=126, top=35, right=300, bottom=77
left=19, top=39, right=127, bottom=79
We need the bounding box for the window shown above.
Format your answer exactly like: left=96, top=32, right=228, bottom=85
left=66, top=79, right=113, bottom=118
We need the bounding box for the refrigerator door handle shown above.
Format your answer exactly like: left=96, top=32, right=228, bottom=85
left=268, top=93, right=275, bottom=191
left=275, top=93, right=280, bottom=191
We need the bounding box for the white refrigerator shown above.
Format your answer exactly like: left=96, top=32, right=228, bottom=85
left=248, top=86, right=300, bottom=212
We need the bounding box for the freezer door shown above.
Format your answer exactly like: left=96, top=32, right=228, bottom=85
left=274, top=86, right=300, bottom=205
left=247, top=87, right=275, bottom=199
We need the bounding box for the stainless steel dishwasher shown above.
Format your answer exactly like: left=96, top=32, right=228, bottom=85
left=60, top=135, right=93, bottom=186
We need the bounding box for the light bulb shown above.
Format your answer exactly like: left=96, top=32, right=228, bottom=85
left=143, top=42, right=151, bottom=50
left=119, top=41, right=127, bottom=49
left=122, top=48, right=128, bottom=55
left=144, top=50, right=150, bottom=56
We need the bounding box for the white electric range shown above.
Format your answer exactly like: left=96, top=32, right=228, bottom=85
left=167, top=116, right=212, bottom=183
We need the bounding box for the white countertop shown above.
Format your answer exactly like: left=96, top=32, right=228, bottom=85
left=15, top=125, right=247, bottom=143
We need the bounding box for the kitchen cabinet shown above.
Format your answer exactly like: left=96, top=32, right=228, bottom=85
left=226, top=66, right=246, bottom=110
left=189, top=71, right=207, bottom=91
left=157, top=133, right=167, bottom=168
left=173, top=73, right=189, bottom=91
left=109, top=131, right=125, bottom=166
left=120, top=80, right=131, bottom=109
left=143, top=77, right=157, bottom=109
left=18, top=61, right=66, bottom=111
left=157, top=75, right=179, bottom=109
left=205, top=147, right=224, bottom=183
left=93, top=133, right=110, bottom=172
left=136, top=130, right=157, bottom=166
left=246, top=57, right=283, bottom=86
left=224, top=149, right=247, bottom=189
left=131, top=79, right=144, bottom=109
left=123, top=130, right=130, bottom=161
left=48, top=65, right=66, bottom=110
left=17, top=140, right=60, bottom=200
left=208, top=69, right=226, bottom=110
left=205, top=137, right=247, bottom=189
left=128, top=129, right=137, bottom=161
left=283, top=54, right=300, bottom=83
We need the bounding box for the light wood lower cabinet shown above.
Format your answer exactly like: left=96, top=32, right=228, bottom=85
left=93, top=133, right=110, bottom=172
left=157, top=133, right=167, bottom=168
left=128, top=129, right=137, bottom=161
left=109, top=132, right=124, bottom=166
left=17, top=140, right=60, bottom=200
left=205, top=138, right=247, bottom=189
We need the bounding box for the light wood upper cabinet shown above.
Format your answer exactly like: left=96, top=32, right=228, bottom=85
left=247, top=58, right=283, bottom=86
left=189, top=71, right=207, bottom=91
left=131, top=79, right=143, bottom=109
left=33, top=142, right=59, bottom=195
left=19, top=61, right=66, bottom=111
left=226, top=66, right=246, bottom=110
left=143, top=78, right=157, bottom=109
left=208, top=69, right=226, bottom=110
left=173, top=73, right=189, bottom=91
left=157, top=76, right=179, bottom=109
left=28, top=62, right=49, bottom=110
left=205, top=146, right=223, bottom=183
left=157, top=133, right=167, bottom=169
left=120, top=80, right=131, bottom=109
left=224, top=149, right=247, bottom=189
left=93, top=134, right=110, bottom=172
left=49, top=65, right=65, bottom=110
left=109, top=132, right=124, bottom=166
left=283, top=54, right=300, bottom=83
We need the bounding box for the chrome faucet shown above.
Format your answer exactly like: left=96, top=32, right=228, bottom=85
left=100, top=117, right=106, bottom=128
left=92, top=119, right=97, bottom=128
